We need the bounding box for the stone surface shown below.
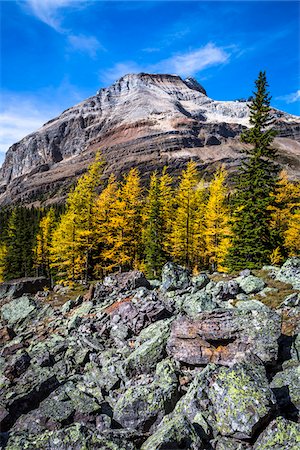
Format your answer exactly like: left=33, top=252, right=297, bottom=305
left=237, top=275, right=266, bottom=294
left=161, top=262, right=190, bottom=291
left=1, top=296, right=38, bottom=326
left=0, top=277, right=49, bottom=299
left=207, top=364, right=276, bottom=439
left=167, top=309, right=281, bottom=366
left=253, top=417, right=300, bottom=449
left=276, top=257, right=300, bottom=289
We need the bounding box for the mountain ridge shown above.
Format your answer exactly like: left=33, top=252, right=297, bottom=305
left=1, top=72, right=300, bottom=205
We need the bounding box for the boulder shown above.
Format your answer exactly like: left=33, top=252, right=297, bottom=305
left=126, top=319, right=173, bottom=373
left=279, top=292, right=300, bottom=308
left=207, top=363, right=276, bottom=439
left=141, top=413, right=203, bottom=450
left=182, top=291, right=219, bottom=317
left=167, top=309, right=281, bottom=366
left=253, top=417, right=300, bottom=449
left=0, top=277, right=49, bottom=299
left=211, top=436, right=251, bottom=449
left=1, top=296, right=38, bottom=326
left=102, top=270, right=151, bottom=293
left=161, top=262, right=190, bottom=292
left=270, top=363, right=300, bottom=419
left=235, top=299, right=270, bottom=311
left=237, top=275, right=265, bottom=294
left=191, top=273, right=210, bottom=290
left=114, top=359, right=177, bottom=431
left=276, top=257, right=300, bottom=289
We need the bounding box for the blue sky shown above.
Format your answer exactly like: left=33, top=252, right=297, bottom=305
left=0, top=1, right=299, bottom=166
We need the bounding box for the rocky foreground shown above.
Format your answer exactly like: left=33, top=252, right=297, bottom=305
left=0, top=259, right=300, bottom=449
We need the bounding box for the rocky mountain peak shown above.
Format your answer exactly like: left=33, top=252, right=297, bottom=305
left=0, top=72, right=299, bottom=206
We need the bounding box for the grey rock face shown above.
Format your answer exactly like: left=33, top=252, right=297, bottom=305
left=1, top=296, right=37, bottom=326
left=276, top=257, right=300, bottom=289
left=237, top=275, right=266, bottom=294
left=253, top=417, right=300, bottom=449
left=161, top=262, right=191, bottom=291
left=0, top=277, right=49, bottom=299
left=167, top=309, right=281, bottom=366
left=1, top=73, right=299, bottom=206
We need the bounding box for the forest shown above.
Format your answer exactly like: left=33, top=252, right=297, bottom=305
left=0, top=72, right=299, bottom=284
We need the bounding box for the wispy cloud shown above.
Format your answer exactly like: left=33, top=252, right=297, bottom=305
left=100, top=43, right=230, bottom=83
left=67, top=34, right=104, bottom=58
left=276, top=90, right=300, bottom=104
left=22, top=1, right=103, bottom=58
left=23, top=0, right=79, bottom=31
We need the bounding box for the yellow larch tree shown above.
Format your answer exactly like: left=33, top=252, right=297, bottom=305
left=170, top=161, right=206, bottom=269
left=35, top=208, right=56, bottom=281
left=204, top=166, right=231, bottom=272
left=0, top=243, right=7, bottom=282
left=51, top=154, right=104, bottom=281
left=269, top=171, right=300, bottom=259
left=102, top=168, right=143, bottom=271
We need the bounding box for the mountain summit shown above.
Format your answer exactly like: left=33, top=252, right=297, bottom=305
left=0, top=73, right=299, bottom=205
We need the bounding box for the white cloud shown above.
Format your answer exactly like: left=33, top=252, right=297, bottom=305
left=23, top=0, right=78, bottom=31
left=68, top=34, right=104, bottom=58
left=153, top=43, right=229, bottom=75
left=100, top=43, right=230, bottom=83
left=276, top=90, right=300, bottom=104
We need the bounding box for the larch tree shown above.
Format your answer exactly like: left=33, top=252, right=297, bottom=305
left=284, top=208, right=300, bottom=256
left=227, top=71, right=279, bottom=270
left=269, top=171, right=300, bottom=261
left=102, top=168, right=143, bottom=271
left=51, top=154, right=104, bottom=281
left=0, top=243, right=7, bottom=282
left=205, top=166, right=231, bottom=271
left=170, top=161, right=206, bottom=269
left=35, top=208, right=56, bottom=281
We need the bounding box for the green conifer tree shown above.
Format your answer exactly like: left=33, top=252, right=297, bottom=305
left=227, top=71, right=279, bottom=270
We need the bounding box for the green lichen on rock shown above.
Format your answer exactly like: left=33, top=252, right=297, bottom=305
left=237, top=275, right=266, bottom=294
left=1, top=296, right=37, bottom=325
left=270, top=363, right=300, bottom=413
left=141, top=413, right=203, bottom=450
left=126, top=319, right=172, bottom=373
left=182, top=291, right=219, bottom=317
left=253, top=417, right=300, bottom=449
left=208, top=363, right=275, bottom=439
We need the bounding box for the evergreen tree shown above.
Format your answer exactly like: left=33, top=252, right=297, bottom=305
left=170, top=161, right=206, bottom=269
left=205, top=166, right=231, bottom=271
left=0, top=243, right=7, bottom=282
left=227, top=71, right=279, bottom=270
left=143, top=171, right=169, bottom=278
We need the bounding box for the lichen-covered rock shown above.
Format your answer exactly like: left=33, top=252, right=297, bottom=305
left=237, top=275, right=265, bottom=294
left=182, top=291, right=219, bottom=317
left=276, top=257, right=300, bottom=289
left=211, top=436, right=251, bottom=449
left=191, top=273, right=210, bottom=290
left=253, top=417, right=300, bottom=449
left=5, top=423, right=137, bottom=449
left=0, top=277, right=49, bottom=300
left=161, top=262, right=190, bottom=291
left=279, top=292, right=300, bottom=308
left=103, top=270, right=151, bottom=293
left=1, top=296, right=38, bottom=326
left=167, top=309, right=281, bottom=366
left=141, top=413, right=203, bottom=450
left=235, top=299, right=270, bottom=311
left=210, top=280, right=240, bottom=301
left=113, top=359, right=178, bottom=431
left=126, top=319, right=172, bottom=373
left=270, top=363, right=300, bottom=417
left=208, top=364, right=276, bottom=439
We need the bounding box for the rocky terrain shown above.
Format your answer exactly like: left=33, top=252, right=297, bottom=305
left=0, top=73, right=300, bottom=205
left=0, top=258, right=300, bottom=449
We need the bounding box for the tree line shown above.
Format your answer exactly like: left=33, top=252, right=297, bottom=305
left=0, top=72, right=299, bottom=283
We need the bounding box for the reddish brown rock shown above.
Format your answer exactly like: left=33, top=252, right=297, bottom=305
left=166, top=309, right=281, bottom=366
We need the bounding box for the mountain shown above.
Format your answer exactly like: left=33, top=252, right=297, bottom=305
left=0, top=73, right=299, bottom=205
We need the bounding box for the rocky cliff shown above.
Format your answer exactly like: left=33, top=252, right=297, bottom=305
left=1, top=73, right=300, bottom=205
